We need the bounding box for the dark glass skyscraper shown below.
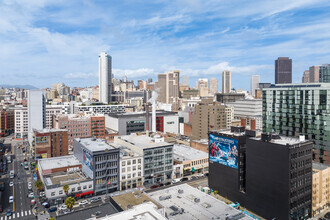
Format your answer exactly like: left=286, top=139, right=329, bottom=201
left=275, top=57, right=292, bottom=84
left=319, top=64, right=330, bottom=83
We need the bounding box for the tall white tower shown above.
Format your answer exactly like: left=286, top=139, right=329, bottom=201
left=28, top=90, right=46, bottom=144
left=222, top=70, right=231, bottom=93
left=250, top=75, right=260, bottom=97
left=99, top=52, right=112, bottom=104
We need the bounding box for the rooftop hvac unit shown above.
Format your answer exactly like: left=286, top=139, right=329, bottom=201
left=178, top=189, right=183, bottom=194
left=194, top=198, right=200, bottom=203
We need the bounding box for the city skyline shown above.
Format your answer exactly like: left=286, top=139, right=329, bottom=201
left=1, top=1, right=330, bottom=90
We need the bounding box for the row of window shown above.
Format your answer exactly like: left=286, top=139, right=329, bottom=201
left=50, top=184, right=92, bottom=197
left=121, top=172, right=142, bottom=180
left=121, top=158, right=142, bottom=166
left=95, top=154, right=118, bottom=162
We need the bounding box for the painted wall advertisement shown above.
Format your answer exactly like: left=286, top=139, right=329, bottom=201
left=209, top=134, right=238, bottom=169
left=83, top=150, right=94, bottom=179
left=36, top=136, right=48, bottom=143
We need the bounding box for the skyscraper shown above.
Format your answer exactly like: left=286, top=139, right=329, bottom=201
left=250, top=75, right=260, bottom=97
left=209, top=78, right=218, bottom=95
left=28, top=90, right=46, bottom=144
left=99, top=52, right=112, bottom=103
left=302, top=70, right=310, bottom=83
left=309, top=66, right=320, bottom=83
left=275, top=57, right=292, bottom=84
left=222, top=70, right=231, bottom=93
left=155, top=71, right=180, bottom=104
left=182, top=75, right=189, bottom=86
left=319, top=64, right=330, bottom=83
left=197, top=78, right=208, bottom=96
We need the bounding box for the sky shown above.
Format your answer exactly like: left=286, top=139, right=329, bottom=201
left=1, top=0, right=330, bottom=90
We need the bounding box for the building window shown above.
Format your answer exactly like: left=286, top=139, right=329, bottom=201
left=127, top=167, right=131, bottom=172
left=133, top=160, right=136, bottom=164
left=83, top=185, right=87, bottom=190
left=122, top=161, right=126, bottom=166
left=127, top=160, right=131, bottom=165
left=71, top=188, right=75, bottom=192
left=89, top=185, right=92, bottom=188
left=122, top=168, right=126, bottom=173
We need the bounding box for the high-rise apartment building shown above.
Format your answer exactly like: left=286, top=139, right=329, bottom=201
left=222, top=71, right=231, bottom=93
left=209, top=128, right=313, bottom=220
left=192, top=99, right=230, bottom=139
left=309, top=66, right=320, bottom=83
left=262, top=83, right=330, bottom=164
left=209, top=78, right=218, bottom=95
left=99, top=52, right=112, bottom=104
left=28, top=90, right=46, bottom=144
left=182, top=75, right=189, bottom=86
left=302, top=70, right=310, bottom=83
left=197, top=78, right=208, bottom=96
left=250, top=75, right=260, bottom=97
left=0, top=108, right=14, bottom=137
left=275, top=57, right=292, bottom=84
left=319, top=64, right=330, bottom=83
left=155, top=71, right=180, bottom=104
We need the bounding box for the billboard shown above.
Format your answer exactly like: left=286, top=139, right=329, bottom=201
left=36, top=136, right=48, bottom=143
left=209, top=134, right=238, bottom=169
left=83, top=150, right=94, bottom=179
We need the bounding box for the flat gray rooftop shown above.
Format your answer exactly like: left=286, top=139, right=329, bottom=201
left=173, top=144, right=208, bottom=161
left=39, top=155, right=80, bottom=171
left=313, top=162, right=329, bottom=171
left=250, top=136, right=307, bottom=146
left=76, top=138, right=115, bottom=152
left=119, top=135, right=172, bottom=149
left=148, top=184, right=254, bottom=220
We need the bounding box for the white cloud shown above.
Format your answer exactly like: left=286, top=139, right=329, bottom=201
left=64, top=72, right=97, bottom=79
left=113, top=68, right=156, bottom=78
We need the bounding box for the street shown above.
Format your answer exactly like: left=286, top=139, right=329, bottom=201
left=0, top=136, right=34, bottom=220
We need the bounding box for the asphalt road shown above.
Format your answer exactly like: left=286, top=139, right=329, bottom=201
left=0, top=137, right=34, bottom=220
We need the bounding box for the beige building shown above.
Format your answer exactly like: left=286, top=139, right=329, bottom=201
left=309, top=66, right=320, bottom=83
left=302, top=70, right=310, bottom=83
left=222, top=70, right=231, bottom=93
left=197, top=79, right=208, bottom=97
left=155, top=71, right=180, bottom=105
left=312, top=162, right=329, bottom=216
left=192, top=99, right=230, bottom=139
left=209, top=78, right=218, bottom=95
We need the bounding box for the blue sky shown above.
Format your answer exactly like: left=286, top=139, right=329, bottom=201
left=1, top=0, right=330, bottom=90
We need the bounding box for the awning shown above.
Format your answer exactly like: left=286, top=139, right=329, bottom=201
left=75, top=191, right=93, bottom=197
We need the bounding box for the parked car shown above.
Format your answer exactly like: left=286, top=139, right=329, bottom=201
left=28, top=192, right=34, bottom=198
left=6, top=209, right=12, bottom=216
left=9, top=182, right=13, bottom=187
left=48, top=207, right=57, bottom=213
left=40, top=192, right=45, bottom=197
left=324, top=212, right=330, bottom=219
left=191, top=176, right=197, bottom=180
left=63, top=209, right=74, bottom=214
left=9, top=196, right=13, bottom=203
left=30, top=200, right=35, bottom=205
left=90, top=197, right=101, bottom=203
left=150, top=185, right=160, bottom=189
left=197, top=173, right=204, bottom=177
left=79, top=200, right=88, bottom=206
left=181, top=177, right=189, bottom=182
left=59, top=205, right=67, bottom=210
left=164, top=182, right=171, bottom=186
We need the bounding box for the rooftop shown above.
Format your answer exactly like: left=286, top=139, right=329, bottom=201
left=148, top=184, right=253, bottom=220
left=76, top=138, right=115, bottom=152
left=173, top=144, right=208, bottom=162
left=108, top=110, right=177, bottom=118
left=44, top=170, right=90, bottom=187
left=119, top=134, right=172, bottom=149
left=34, top=128, right=67, bottom=133
left=39, top=155, right=81, bottom=171
left=313, top=162, right=330, bottom=171
left=251, top=135, right=308, bottom=146
left=96, top=202, right=166, bottom=220
left=112, top=190, right=162, bottom=211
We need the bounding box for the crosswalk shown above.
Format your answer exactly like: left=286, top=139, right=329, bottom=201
left=1, top=210, right=32, bottom=219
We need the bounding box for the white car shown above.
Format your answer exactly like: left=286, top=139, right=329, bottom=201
left=59, top=205, right=67, bottom=210
left=9, top=182, right=14, bottom=187
left=9, top=196, right=13, bottom=203
left=28, top=192, right=34, bottom=198
left=79, top=200, right=88, bottom=206
left=40, top=192, right=45, bottom=197
left=28, top=182, right=32, bottom=190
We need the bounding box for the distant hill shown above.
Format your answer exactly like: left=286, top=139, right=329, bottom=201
left=0, top=84, right=39, bottom=90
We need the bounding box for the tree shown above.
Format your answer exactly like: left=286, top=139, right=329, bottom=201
left=63, top=184, right=69, bottom=195
left=35, top=180, right=44, bottom=191
left=49, top=218, right=55, bottom=220
left=65, top=197, right=75, bottom=210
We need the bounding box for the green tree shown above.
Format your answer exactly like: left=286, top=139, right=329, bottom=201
left=65, top=197, right=75, bottom=210
left=63, top=184, right=69, bottom=195
left=35, top=180, right=44, bottom=191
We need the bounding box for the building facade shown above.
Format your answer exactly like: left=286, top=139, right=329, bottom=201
left=74, top=138, right=120, bottom=195
left=115, top=134, right=173, bottom=185
left=99, top=52, right=112, bottom=104
left=209, top=128, right=313, bottom=220
left=309, top=66, right=320, bottom=83
left=28, top=90, right=46, bottom=144
left=192, top=99, right=230, bottom=140
left=275, top=57, right=292, bottom=84
left=76, top=104, right=126, bottom=115
left=319, top=64, right=330, bottom=83
left=263, top=83, right=330, bottom=164
left=215, top=93, right=245, bottom=103
left=250, top=75, right=260, bottom=97
left=33, top=128, right=68, bottom=159
left=222, top=71, right=231, bottom=94
left=302, top=70, right=310, bottom=83
left=0, top=108, right=14, bottom=137
left=209, top=78, right=218, bottom=95
left=312, top=162, right=329, bottom=216
left=155, top=71, right=180, bottom=109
